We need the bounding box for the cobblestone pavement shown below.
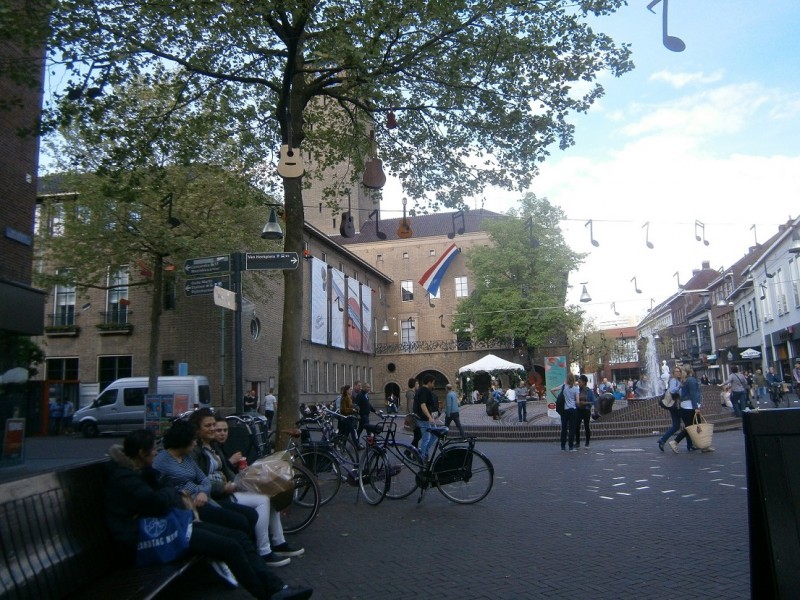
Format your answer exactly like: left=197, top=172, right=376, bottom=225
left=173, top=429, right=751, bottom=600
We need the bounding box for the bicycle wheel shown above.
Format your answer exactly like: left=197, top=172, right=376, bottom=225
left=279, top=463, right=320, bottom=534
left=434, top=448, right=494, bottom=504
left=333, top=434, right=359, bottom=464
left=358, top=446, right=390, bottom=505
left=299, top=449, right=341, bottom=506
left=383, top=441, right=422, bottom=500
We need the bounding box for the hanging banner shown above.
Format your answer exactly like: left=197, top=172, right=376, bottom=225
left=330, top=269, right=346, bottom=349
left=346, top=276, right=362, bottom=352
left=310, top=257, right=328, bottom=345
left=544, top=356, right=568, bottom=420
left=361, top=284, right=373, bottom=354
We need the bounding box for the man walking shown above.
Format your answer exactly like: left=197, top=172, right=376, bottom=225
left=444, top=384, right=465, bottom=437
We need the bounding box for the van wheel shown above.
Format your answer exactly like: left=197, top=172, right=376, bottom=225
left=82, top=422, right=99, bottom=438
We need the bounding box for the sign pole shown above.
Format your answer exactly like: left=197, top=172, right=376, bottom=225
left=233, top=251, right=244, bottom=414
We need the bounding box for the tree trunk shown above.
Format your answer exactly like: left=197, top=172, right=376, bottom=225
left=276, top=176, right=304, bottom=447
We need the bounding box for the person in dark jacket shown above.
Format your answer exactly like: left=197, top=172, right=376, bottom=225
left=353, top=383, right=377, bottom=440
left=104, top=429, right=312, bottom=600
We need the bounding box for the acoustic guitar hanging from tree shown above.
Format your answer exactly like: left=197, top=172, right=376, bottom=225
left=362, top=129, right=386, bottom=189
left=397, top=197, right=412, bottom=239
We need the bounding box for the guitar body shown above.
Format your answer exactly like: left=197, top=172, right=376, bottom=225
left=397, top=218, right=413, bottom=239
left=277, top=145, right=305, bottom=178
left=362, top=157, right=386, bottom=189
left=340, top=212, right=355, bottom=238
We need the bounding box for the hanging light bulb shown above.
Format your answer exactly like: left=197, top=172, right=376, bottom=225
left=381, top=319, right=389, bottom=332
left=579, top=283, right=592, bottom=303
left=261, top=207, right=283, bottom=240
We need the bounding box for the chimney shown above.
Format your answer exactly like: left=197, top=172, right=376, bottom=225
left=701, top=260, right=710, bottom=270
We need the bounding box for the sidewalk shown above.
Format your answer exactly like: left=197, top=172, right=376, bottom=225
left=172, top=430, right=751, bottom=600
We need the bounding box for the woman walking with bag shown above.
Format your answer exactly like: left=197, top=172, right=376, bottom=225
left=669, top=365, right=714, bottom=453
left=658, top=367, right=685, bottom=452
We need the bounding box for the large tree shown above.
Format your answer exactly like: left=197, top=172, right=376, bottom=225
left=37, top=67, right=277, bottom=393
left=33, top=0, right=632, bottom=436
left=451, top=193, right=584, bottom=367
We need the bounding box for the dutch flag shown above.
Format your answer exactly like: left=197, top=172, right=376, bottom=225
left=418, top=243, right=461, bottom=297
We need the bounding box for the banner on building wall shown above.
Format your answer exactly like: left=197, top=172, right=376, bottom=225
left=330, top=269, right=346, bottom=349
left=310, top=257, right=328, bottom=345
left=346, top=277, right=362, bottom=352
left=544, top=356, right=568, bottom=420
left=361, top=284, right=373, bottom=354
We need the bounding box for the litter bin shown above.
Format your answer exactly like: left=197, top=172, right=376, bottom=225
left=742, top=409, right=800, bottom=598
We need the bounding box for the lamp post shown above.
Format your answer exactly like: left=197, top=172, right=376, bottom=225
left=233, top=206, right=284, bottom=414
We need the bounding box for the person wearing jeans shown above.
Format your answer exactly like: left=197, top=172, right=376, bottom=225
left=413, top=374, right=440, bottom=460
left=724, top=366, right=749, bottom=417
left=670, top=365, right=713, bottom=453
left=658, top=367, right=690, bottom=451
left=556, top=373, right=579, bottom=452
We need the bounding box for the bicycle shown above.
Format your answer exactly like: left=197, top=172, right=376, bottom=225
left=224, top=414, right=321, bottom=535
left=399, top=426, right=494, bottom=504
left=769, top=382, right=784, bottom=408
left=285, top=408, right=391, bottom=506
left=368, top=412, right=424, bottom=500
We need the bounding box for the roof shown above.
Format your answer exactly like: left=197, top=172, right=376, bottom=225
left=458, top=354, right=525, bottom=374
left=331, top=209, right=504, bottom=244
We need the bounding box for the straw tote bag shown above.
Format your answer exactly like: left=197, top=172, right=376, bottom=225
left=685, top=413, right=714, bottom=450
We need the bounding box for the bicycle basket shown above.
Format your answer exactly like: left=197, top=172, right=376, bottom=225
left=433, top=447, right=473, bottom=485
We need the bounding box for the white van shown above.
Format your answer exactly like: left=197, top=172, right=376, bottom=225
left=73, top=376, right=212, bottom=437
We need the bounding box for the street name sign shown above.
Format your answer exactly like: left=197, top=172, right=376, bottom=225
left=184, top=255, right=231, bottom=277
left=245, top=252, right=299, bottom=270
left=184, top=276, right=230, bottom=297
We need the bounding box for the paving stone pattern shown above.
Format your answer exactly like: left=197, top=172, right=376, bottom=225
left=175, top=429, right=751, bottom=600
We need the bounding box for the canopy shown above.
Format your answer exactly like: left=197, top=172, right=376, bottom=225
left=458, top=354, right=525, bottom=375
left=740, top=348, right=761, bottom=359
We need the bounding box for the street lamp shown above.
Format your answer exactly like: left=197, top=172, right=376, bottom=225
left=579, top=282, right=592, bottom=303
left=261, top=207, right=284, bottom=240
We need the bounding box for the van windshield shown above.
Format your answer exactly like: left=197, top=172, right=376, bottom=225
left=96, top=388, right=117, bottom=407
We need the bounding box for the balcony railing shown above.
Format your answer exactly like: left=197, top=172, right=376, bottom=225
left=375, top=337, right=513, bottom=355
left=45, top=312, right=79, bottom=335
left=97, top=310, right=133, bottom=334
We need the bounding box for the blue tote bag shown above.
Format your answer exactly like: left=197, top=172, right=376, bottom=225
left=136, top=508, right=194, bottom=566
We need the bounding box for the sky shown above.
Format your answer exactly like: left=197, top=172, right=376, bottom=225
left=380, top=0, right=800, bottom=325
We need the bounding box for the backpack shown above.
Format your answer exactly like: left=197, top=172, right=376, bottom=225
left=555, top=385, right=566, bottom=415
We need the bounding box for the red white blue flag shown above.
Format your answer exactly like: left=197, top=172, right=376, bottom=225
left=418, top=243, right=461, bottom=297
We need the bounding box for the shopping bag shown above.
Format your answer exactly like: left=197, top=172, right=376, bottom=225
left=136, top=508, right=194, bottom=566
left=685, top=413, right=714, bottom=450
left=234, top=451, right=295, bottom=497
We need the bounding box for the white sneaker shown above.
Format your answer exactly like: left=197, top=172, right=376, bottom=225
left=211, top=561, right=238, bottom=589
left=668, top=440, right=679, bottom=454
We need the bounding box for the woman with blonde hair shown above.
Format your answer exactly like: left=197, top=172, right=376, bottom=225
left=669, top=365, right=713, bottom=453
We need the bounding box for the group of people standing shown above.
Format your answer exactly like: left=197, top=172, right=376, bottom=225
left=551, top=373, right=597, bottom=452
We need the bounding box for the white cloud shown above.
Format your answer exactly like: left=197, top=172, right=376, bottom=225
left=649, top=70, right=725, bottom=88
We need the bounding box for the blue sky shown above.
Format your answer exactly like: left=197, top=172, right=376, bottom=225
left=383, top=0, right=800, bottom=324
left=541, top=0, right=800, bottom=322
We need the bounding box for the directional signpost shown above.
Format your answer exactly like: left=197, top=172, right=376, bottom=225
left=184, top=255, right=231, bottom=277
left=184, top=275, right=230, bottom=297
left=183, top=250, right=299, bottom=413
left=245, top=252, right=299, bottom=271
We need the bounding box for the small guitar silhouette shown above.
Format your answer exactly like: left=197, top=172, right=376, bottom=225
left=362, top=130, right=386, bottom=189
left=277, top=113, right=305, bottom=178
left=397, top=198, right=412, bottom=239
left=339, top=190, right=355, bottom=238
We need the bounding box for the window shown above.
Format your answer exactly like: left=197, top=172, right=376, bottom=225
left=401, top=280, right=414, bottom=302
left=429, top=249, right=436, bottom=257
left=402, top=252, right=409, bottom=260
left=105, top=267, right=130, bottom=324
left=163, top=279, right=176, bottom=310
left=429, top=289, right=440, bottom=300
left=46, top=358, right=79, bottom=381
left=790, top=258, right=800, bottom=307
left=332, top=362, right=338, bottom=392
left=302, top=359, right=309, bottom=393
left=455, top=276, right=469, bottom=297
left=401, top=317, right=417, bottom=348
left=53, top=270, right=76, bottom=326
left=376, top=254, right=383, bottom=263
left=98, top=356, right=132, bottom=390
left=162, top=360, right=175, bottom=376
left=123, top=387, right=146, bottom=407
left=323, top=362, right=329, bottom=393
